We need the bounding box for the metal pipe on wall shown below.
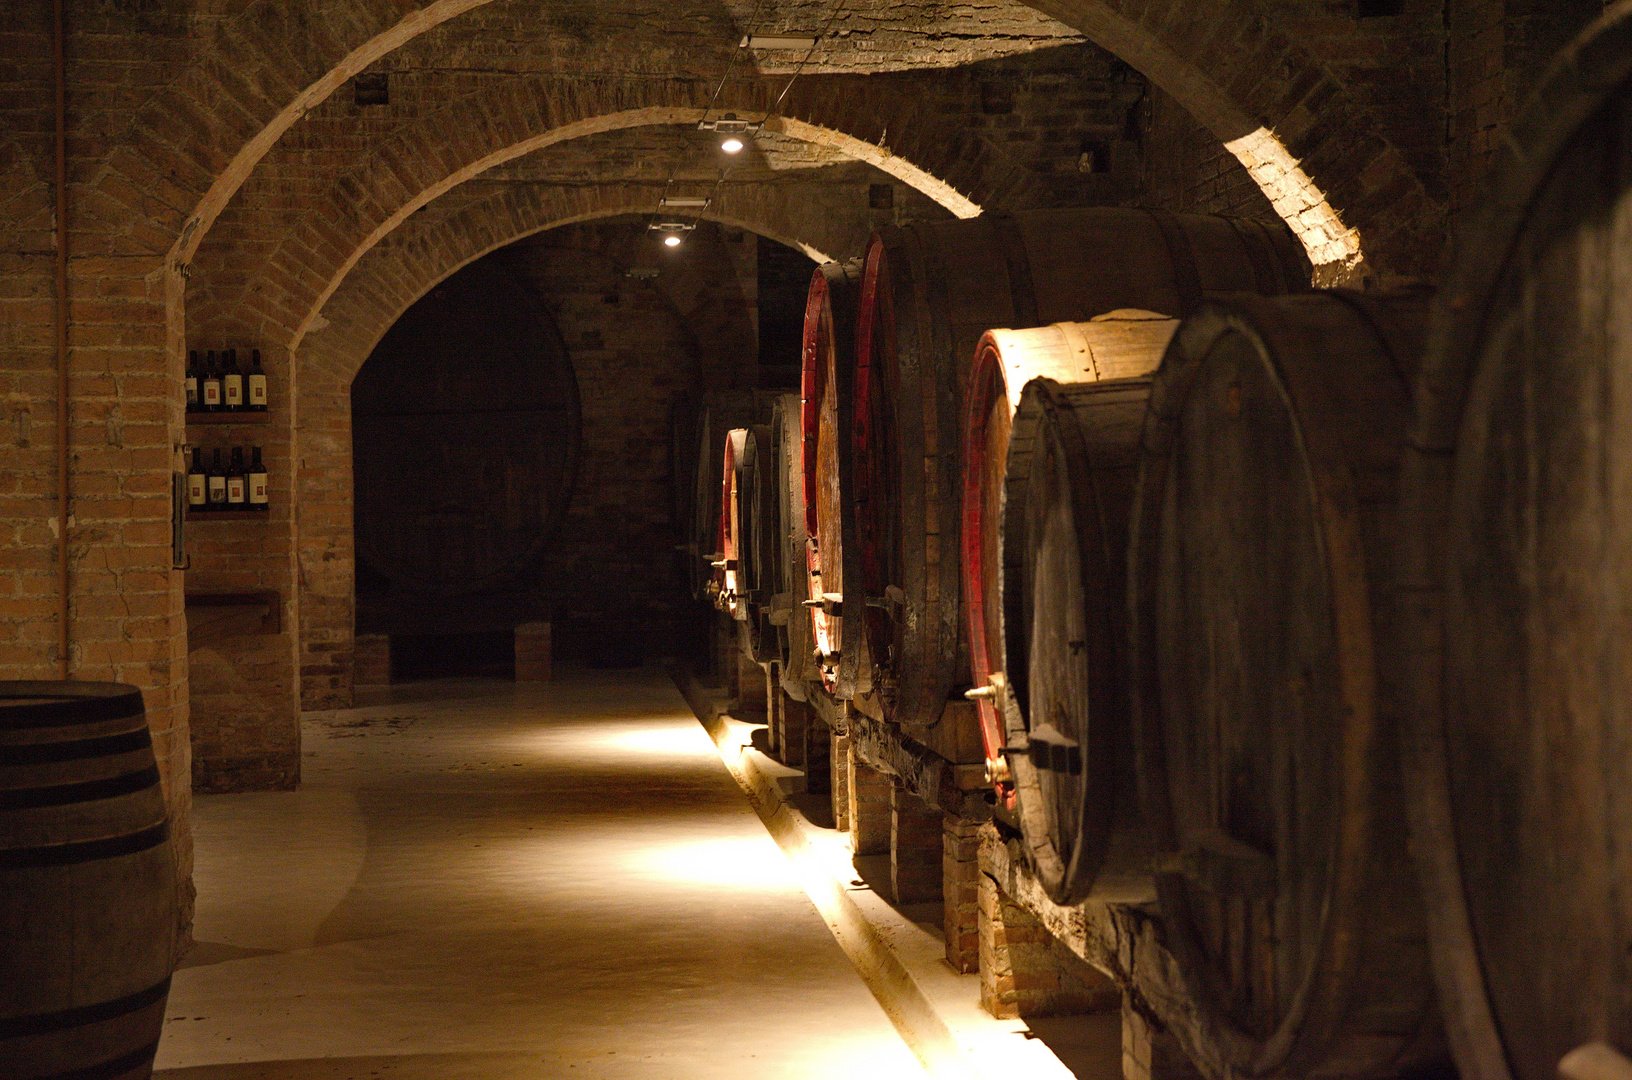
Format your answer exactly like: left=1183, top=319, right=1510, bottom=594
left=53, top=0, right=70, bottom=678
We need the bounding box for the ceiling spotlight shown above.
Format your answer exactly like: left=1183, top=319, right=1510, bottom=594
left=720, top=137, right=744, bottom=154
left=650, top=220, right=695, bottom=247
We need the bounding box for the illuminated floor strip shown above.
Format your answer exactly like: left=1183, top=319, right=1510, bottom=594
left=677, top=675, right=1084, bottom=1080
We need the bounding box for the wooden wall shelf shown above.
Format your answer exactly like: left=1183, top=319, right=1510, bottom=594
left=188, top=507, right=270, bottom=520
left=186, top=412, right=272, bottom=425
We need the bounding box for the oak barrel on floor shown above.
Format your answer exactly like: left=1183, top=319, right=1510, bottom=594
left=0, top=682, right=177, bottom=1080
left=801, top=259, right=867, bottom=697
left=1128, top=292, right=1441, bottom=1078
left=1400, top=10, right=1632, bottom=1079
left=853, top=209, right=1310, bottom=733
left=961, top=312, right=1176, bottom=805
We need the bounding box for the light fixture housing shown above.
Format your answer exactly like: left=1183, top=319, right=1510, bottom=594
left=648, top=221, right=697, bottom=234
left=697, top=112, right=761, bottom=136
left=659, top=197, right=710, bottom=209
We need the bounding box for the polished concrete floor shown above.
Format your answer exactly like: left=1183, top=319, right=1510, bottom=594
left=154, top=670, right=926, bottom=1080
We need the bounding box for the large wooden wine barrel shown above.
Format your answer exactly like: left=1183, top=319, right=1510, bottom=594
left=854, top=209, right=1310, bottom=731
left=801, top=259, right=867, bottom=697
left=962, top=315, right=1173, bottom=903
left=1400, top=12, right=1632, bottom=1080
left=770, top=393, right=820, bottom=698
left=736, top=422, right=784, bottom=666
left=683, top=392, right=759, bottom=603
left=1128, top=292, right=1441, bottom=1078
left=352, top=259, right=581, bottom=597
left=711, top=428, right=750, bottom=618
left=962, top=312, right=1176, bottom=798
left=997, top=376, right=1156, bottom=906
left=1, top=682, right=177, bottom=1080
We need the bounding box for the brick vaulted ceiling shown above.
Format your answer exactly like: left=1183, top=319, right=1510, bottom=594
left=119, top=0, right=1453, bottom=341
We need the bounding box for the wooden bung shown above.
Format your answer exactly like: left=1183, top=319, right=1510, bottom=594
left=1127, top=291, right=1443, bottom=1078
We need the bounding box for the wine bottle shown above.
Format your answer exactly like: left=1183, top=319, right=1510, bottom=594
left=223, top=349, right=243, bottom=411
left=226, top=446, right=247, bottom=507
left=248, top=445, right=269, bottom=508
left=207, top=448, right=227, bottom=505
left=185, top=351, right=200, bottom=412
left=186, top=447, right=206, bottom=508
left=202, top=351, right=223, bottom=412
left=247, top=349, right=268, bottom=411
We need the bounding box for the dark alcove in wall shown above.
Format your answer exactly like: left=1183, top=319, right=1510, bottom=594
left=351, top=256, right=581, bottom=679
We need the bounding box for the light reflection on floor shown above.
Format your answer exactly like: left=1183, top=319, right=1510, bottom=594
left=155, top=669, right=926, bottom=1080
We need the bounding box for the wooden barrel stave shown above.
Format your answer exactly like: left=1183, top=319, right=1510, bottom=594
left=856, top=208, right=1311, bottom=736
left=0, top=682, right=177, bottom=1080
left=1128, top=291, right=1443, bottom=1078
left=1401, top=12, right=1632, bottom=1080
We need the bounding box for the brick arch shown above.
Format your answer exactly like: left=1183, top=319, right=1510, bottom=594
left=183, top=7, right=1442, bottom=368
left=292, top=180, right=856, bottom=706
left=186, top=73, right=1028, bottom=354
left=1032, top=0, right=1439, bottom=282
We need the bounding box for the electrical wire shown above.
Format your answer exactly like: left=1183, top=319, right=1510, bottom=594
left=649, top=0, right=767, bottom=238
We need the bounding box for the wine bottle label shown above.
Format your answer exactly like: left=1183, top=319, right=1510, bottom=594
left=224, top=375, right=243, bottom=408
left=227, top=476, right=246, bottom=503
left=204, top=381, right=221, bottom=407
left=250, top=475, right=268, bottom=504
left=188, top=475, right=206, bottom=506
left=208, top=476, right=226, bottom=502
left=186, top=377, right=198, bottom=405
left=248, top=375, right=267, bottom=407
